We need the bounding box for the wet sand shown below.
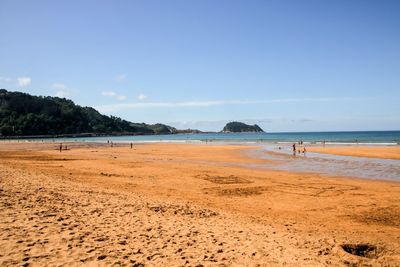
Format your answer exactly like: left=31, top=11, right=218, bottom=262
left=308, top=145, right=400, bottom=160
left=0, top=142, right=399, bottom=266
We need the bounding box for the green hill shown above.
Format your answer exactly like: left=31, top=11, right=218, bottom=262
left=0, top=89, right=176, bottom=136
left=222, top=121, right=264, bottom=133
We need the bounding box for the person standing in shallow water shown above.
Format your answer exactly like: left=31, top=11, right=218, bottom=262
left=130, top=143, right=133, bottom=149
left=59, top=143, right=62, bottom=152
left=292, top=143, right=296, bottom=155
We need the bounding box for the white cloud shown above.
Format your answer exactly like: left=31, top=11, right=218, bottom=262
left=101, top=91, right=126, bottom=101
left=96, top=97, right=359, bottom=113
left=114, top=74, right=126, bottom=82
left=55, top=90, right=70, bottom=98
left=137, top=93, right=147, bottom=100
left=102, top=91, right=116, bottom=97
left=52, top=83, right=67, bottom=90
left=17, top=77, right=31, bottom=87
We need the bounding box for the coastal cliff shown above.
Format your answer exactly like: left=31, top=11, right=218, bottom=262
left=0, top=89, right=176, bottom=136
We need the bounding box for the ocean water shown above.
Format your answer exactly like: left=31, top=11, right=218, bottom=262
left=27, top=131, right=400, bottom=145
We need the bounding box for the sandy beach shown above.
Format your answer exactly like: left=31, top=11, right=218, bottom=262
left=0, top=142, right=399, bottom=266
left=307, top=146, right=400, bottom=160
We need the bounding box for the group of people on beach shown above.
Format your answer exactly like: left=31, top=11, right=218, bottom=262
left=107, top=140, right=134, bottom=149
left=58, top=141, right=135, bottom=151
left=292, top=141, right=306, bottom=155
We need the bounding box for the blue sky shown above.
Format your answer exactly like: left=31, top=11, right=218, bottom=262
left=1, top=0, right=399, bottom=131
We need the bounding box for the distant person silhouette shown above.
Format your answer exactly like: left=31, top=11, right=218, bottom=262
left=59, top=143, right=62, bottom=152
left=292, top=143, right=296, bottom=155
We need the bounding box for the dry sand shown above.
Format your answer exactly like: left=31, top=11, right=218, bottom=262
left=0, top=142, right=399, bottom=266
left=308, top=145, right=400, bottom=160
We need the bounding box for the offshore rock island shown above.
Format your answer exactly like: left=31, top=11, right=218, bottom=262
left=221, top=121, right=264, bottom=133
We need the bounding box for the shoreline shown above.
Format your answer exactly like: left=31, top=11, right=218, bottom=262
left=1, top=138, right=399, bottom=147
left=1, top=130, right=399, bottom=146
left=1, top=139, right=399, bottom=157
left=0, top=131, right=178, bottom=140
